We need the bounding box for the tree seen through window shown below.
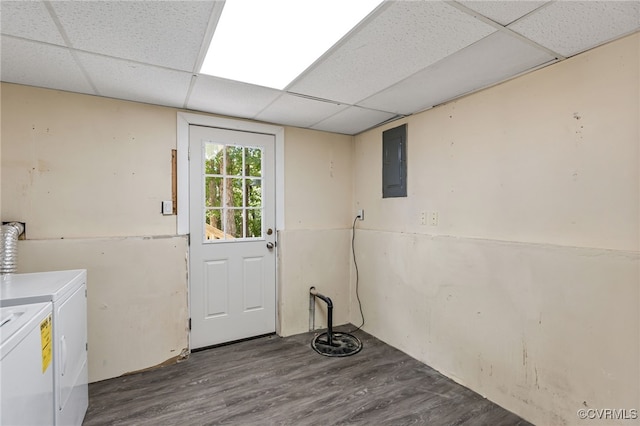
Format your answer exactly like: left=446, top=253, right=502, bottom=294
left=204, top=143, right=262, bottom=239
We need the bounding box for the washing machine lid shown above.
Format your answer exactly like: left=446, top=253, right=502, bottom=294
left=0, top=270, right=86, bottom=307
left=0, top=302, right=52, bottom=359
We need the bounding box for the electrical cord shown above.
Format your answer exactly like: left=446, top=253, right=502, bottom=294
left=348, top=215, right=365, bottom=333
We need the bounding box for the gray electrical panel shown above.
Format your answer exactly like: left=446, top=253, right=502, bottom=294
left=382, top=124, right=407, bottom=198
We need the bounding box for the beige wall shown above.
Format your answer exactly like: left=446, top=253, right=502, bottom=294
left=16, top=236, right=189, bottom=381
left=279, top=127, right=354, bottom=336
left=352, top=33, right=639, bottom=426
left=1, top=87, right=177, bottom=239
left=1, top=85, right=189, bottom=382
left=1, top=83, right=353, bottom=381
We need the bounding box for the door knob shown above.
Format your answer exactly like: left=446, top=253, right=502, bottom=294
left=266, top=242, right=275, bottom=249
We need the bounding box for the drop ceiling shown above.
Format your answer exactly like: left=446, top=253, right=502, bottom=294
left=1, top=1, right=638, bottom=135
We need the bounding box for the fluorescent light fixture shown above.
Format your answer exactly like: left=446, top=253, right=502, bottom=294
left=200, top=0, right=383, bottom=89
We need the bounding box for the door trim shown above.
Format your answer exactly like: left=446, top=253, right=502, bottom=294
left=176, top=112, right=285, bottom=349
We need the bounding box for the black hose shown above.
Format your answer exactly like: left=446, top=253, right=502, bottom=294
left=310, top=289, right=334, bottom=346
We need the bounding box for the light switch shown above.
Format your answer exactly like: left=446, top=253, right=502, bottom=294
left=162, top=201, right=173, bottom=215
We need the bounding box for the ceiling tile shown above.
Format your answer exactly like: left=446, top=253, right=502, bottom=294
left=359, top=31, right=556, bottom=115
left=0, top=1, right=65, bottom=46
left=187, top=75, right=282, bottom=120
left=456, top=1, right=549, bottom=26
left=254, top=93, right=348, bottom=129
left=288, top=1, right=496, bottom=105
left=75, top=52, right=192, bottom=108
left=311, top=106, right=398, bottom=135
left=49, top=1, right=218, bottom=71
left=0, top=37, right=95, bottom=94
left=2, top=0, right=637, bottom=137
left=509, top=1, right=640, bottom=57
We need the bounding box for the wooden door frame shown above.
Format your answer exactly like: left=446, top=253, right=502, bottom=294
left=176, top=112, right=285, bottom=348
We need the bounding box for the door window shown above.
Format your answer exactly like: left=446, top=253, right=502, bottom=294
left=202, top=142, right=263, bottom=241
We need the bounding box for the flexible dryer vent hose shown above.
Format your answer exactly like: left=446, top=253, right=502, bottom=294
left=0, top=222, right=25, bottom=274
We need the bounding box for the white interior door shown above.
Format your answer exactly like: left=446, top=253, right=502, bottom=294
left=189, top=125, right=276, bottom=349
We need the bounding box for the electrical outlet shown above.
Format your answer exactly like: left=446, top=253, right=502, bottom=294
left=430, top=211, right=439, bottom=226
left=356, top=209, right=364, bottom=220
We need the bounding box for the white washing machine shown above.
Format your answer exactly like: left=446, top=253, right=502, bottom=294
left=1, top=301, right=55, bottom=426
left=1, top=270, right=88, bottom=426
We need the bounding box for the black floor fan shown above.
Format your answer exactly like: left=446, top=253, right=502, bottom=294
left=309, top=287, right=362, bottom=357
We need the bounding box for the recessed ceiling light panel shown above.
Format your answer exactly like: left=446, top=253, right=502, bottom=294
left=200, top=0, right=382, bottom=89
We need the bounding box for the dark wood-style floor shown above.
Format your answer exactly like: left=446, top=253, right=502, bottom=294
left=83, top=327, right=532, bottom=426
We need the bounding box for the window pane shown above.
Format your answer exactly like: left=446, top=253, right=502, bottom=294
left=245, top=147, right=262, bottom=177
left=228, top=178, right=243, bottom=208
left=246, top=178, right=262, bottom=208
left=205, top=209, right=223, bottom=240
left=226, top=145, right=243, bottom=176
left=201, top=142, right=266, bottom=242
left=205, top=177, right=222, bottom=207
left=204, top=143, right=223, bottom=175
left=229, top=209, right=244, bottom=238
left=246, top=209, right=262, bottom=238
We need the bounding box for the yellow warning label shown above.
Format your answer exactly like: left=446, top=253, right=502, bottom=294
left=40, top=314, right=52, bottom=373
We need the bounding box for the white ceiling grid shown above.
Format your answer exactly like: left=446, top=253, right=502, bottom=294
left=1, top=0, right=64, bottom=44
left=311, top=106, right=398, bottom=135
left=187, top=75, right=282, bottom=120
left=1, top=0, right=638, bottom=135
left=457, top=1, right=549, bottom=26
left=75, top=51, right=194, bottom=108
left=48, top=1, right=216, bottom=71
left=508, top=1, right=640, bottom=57
left=359, top=31, right=557, bottom=115
left=288, top=1, right=498, bottom=104
left=1, top=37, right=95, bottom=93
left=255, top=93, right=349, bottom=129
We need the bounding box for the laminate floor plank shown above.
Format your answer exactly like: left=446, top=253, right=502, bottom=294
left=84, top=327, right=532, bottom=426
